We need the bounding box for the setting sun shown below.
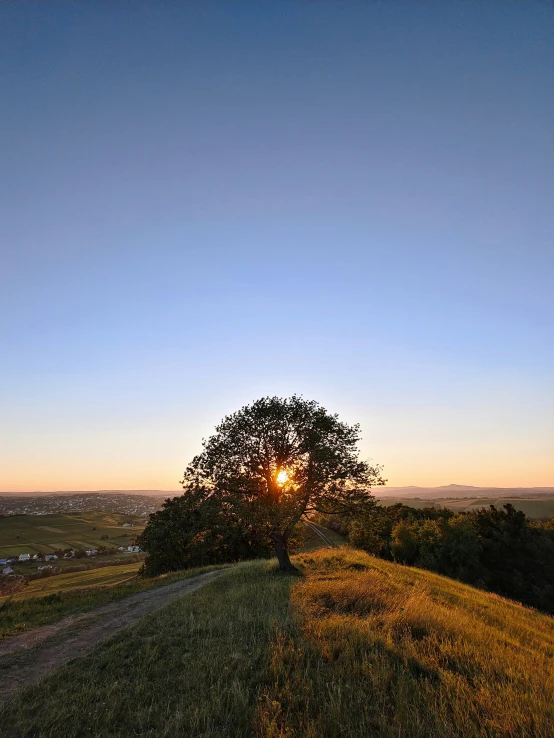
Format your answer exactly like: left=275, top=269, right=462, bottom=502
left=276, top=470, right=288, bottom=486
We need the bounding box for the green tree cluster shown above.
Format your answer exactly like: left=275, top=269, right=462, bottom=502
left=137, top=486, right=274, bottom=576
left=345, top=503, right=554, bottom=613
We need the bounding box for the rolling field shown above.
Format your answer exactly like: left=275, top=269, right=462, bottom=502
left=0, top=511, right=145, bottom=558
left=378, top=496, right=554, bottom=518
left=1, top=548, right=553, bottom=736
left=2, top=562, right=143, bottom=601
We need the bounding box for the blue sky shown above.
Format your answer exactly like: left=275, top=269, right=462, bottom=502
left=1, top=1, right=553, bottom=491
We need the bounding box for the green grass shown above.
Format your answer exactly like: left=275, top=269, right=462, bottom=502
left=0, top=521, right=328, bottom=638
left=0, top=564, right=225, bottom=639
left=0, top=511, right=145, bottom=558
left=1, top=548, right=553, bottom=737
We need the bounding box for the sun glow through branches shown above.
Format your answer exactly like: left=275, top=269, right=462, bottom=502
left=276, top=470, right=289, bottom=486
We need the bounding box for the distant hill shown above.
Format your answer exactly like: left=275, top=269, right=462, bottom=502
left=375, top=485, right=554, bottom=499
left=3, top=485, right=553, bottom=499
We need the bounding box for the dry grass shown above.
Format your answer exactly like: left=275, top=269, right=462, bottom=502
left=258, top=548, right=554, bottom=737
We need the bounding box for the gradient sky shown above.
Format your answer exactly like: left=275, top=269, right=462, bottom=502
left=1, top=1, right=553, bottom=492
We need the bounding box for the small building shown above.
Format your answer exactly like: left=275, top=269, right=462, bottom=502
left=86, top=549, right=98, bottom=556
left=44, top=554, right=57, bottom=561
left=123, top=523, right=133, bottom=528
left=2, top=566, right=14, bottom=575
left=19, top=553, right=31, bottom=562
left=127, top=545, right=140, bottom=553
left=0, top=558, right=8, bottom=566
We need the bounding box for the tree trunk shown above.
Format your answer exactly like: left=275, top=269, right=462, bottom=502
left=272, top=530, right=298, bottom=572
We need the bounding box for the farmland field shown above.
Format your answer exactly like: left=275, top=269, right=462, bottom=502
left=378, top=496, right=554, bottom=519
left=1, top=562, right=142, bottom=601
left=0, top=511, right=145, bottom=558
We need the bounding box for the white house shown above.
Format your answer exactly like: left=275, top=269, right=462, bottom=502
left=2, top=566, right=14, bottom=575
left=0, top=558, right=8, bottom=566
left=127, top=545, right=140, bottom=553
left=45, top=554, right=57, bottom=561
left=86, top=549, right=98, bottom=556
left=19, top=553, right=31, bottom=561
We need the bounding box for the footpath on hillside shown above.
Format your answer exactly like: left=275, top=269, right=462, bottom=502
left=0, top=569, right=225, bottom=702
left=305, top=521, right=336, bottom=547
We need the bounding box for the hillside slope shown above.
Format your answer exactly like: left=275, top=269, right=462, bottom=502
left=1, top=548, right=553, bottom=737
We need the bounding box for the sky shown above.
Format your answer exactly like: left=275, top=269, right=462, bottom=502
left=1, top=1, right=553, bottom=492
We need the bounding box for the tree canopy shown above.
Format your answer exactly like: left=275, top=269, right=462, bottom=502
left=181, top=395, right=385, bottom=570
left=139, top=396, right=384, bottom=573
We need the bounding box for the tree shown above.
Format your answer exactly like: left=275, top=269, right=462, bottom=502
left=416, top=515, right=483, bottom=582
left=349, top=505, right=397, bottom=559
left=182, top=396, right=385, bottom=571
left=390, top=520, right=420, bottom=564
left=137, top=485, right=273, bottom=575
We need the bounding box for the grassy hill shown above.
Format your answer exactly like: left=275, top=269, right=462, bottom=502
left=0, top=511, right=145, bottom=558
left=1, top=547, right=553, bottom=737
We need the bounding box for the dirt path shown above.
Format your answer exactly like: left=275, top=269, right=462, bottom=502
left=305, top=521, right=336, bottom=547
left=0, top=569, right=225, bottom=702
